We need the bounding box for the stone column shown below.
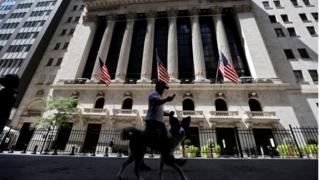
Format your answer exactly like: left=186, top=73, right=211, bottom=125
left=137, top=12, right=155, bottom=84
left=212, top=9, right=233, bottom=82
left=191, top=9, right=210, bottom=83
left=235, top=6, right=278, bottom=80
left=54, top=15, right=98, bottom=82
left=213, top=12, right=233, bottom=65
left=114, top=14, right=135, bottom=83
left=167, top=10, right=180, bottom=83
left=91, top=16, right=115, bottom=81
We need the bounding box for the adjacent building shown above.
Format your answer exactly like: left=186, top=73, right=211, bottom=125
left=0, top=0, right=71, bottom=111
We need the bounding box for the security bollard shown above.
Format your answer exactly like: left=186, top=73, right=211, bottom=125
left=104, top=147, right=109, bottom=157
left=70, top=146, right=75, bottom=155
left=21, top=144, right=27, bottom=154
left=32, top=145, right=38, bottom=154
left=52, top=147, right=58, bottom=155
left=8, top=145, right=15, bottom=153
left=91, top=149, right=95, bottom=157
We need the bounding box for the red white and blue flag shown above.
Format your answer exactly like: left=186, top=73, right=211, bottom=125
left=156, top=51, right=170, bottom=83
left=219, top=52, right=239, bottom=83
left=99, top=58, right=112, bottom=85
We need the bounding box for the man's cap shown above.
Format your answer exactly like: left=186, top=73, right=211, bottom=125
left=0, top=74, right=20, bottom=88
left=156, top=80, right=169, bottom=89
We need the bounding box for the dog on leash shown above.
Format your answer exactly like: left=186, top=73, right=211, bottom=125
left=117, top=112, right=191, bottom=180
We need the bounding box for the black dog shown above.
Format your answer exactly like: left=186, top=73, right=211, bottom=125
left=117, top=112, right=191, bottom=180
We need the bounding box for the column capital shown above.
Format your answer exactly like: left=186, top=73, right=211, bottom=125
left=210, top=7, right=223, bottom=15
left=190, top=8, right=200, bottom=16
left=234, top=4, right=251, bottom=13
left=168, top=9, right=178, bottom=17
left=125, top=12, right=136, bottom=20
left=146, top=11, right=157, bottom=19
left=83, top=14, right=98, bottom=24
left=106, top=14, right=117, bottom=21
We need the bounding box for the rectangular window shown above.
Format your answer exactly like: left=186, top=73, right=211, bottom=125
left=309, top=70, right=318, bottom=83
left=262, top=1, right=271, bottom=9
left=46, top=58, right=53, bottom=66
left=54, top=43, right=60, bottom=50
left=269, top=15, right=277, bottom=23
left=284, top=49, right=295, bottom=59
left=293, top=70, right=304, bottom=83
left=307, top=26, right=317, bottom=36
left=275, top=28, right=285, bottom=37
left=63, top=42, right=69, bottom=50
left=302, top=0, right=311, bottom=6
left=72, top=5, right=78, bottom=11
left=311, top=13, right=318, bottom=21
left=291, top=0, right=299, bottom=6
left=55, top=58, right=63, bottom=66
left=69, top=28, right=75, bottom=35
left=74, top=16, right=80, bottom=22
left=299, top=13, right=309, bottom=22
left=66, top=17, right=72, bottom=23
left=287, top=27, right=298, bottom=37
left=60, top=29, right=67, bottom=36
left=281, top=14, right=291, bottom=23
left=274, top=0, right=282, bottom=8
left=298, top=48, right=310, bottom=58
left=80, top=5, right=85, bottom=10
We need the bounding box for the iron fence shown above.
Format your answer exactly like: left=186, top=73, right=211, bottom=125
left=0, top=126, right=317, bottom=159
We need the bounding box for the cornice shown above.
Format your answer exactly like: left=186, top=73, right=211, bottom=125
left=51, top=83, right=289, bottom=91
left=83, top=0, right=251, bottom=13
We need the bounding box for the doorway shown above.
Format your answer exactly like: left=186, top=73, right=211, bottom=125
left=15, top=123, right=35, bottom=150
left=82, top=124, right=101, bottom=153
left=216, top=128, right=238, bottom=156
left=252, top=128, right=275, bottom=155
left=54, top=123, right=73, bottom=150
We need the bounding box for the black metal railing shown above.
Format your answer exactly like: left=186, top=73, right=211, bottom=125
left=0, top=126, right=317, bottom=159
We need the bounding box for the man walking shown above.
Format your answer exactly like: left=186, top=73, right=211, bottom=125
left=145, top=81, right=175, bottom=149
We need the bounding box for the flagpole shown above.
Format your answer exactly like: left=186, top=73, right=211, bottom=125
left=215, top=58, right=220, bottom=84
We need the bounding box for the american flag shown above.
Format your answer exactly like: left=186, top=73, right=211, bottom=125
left=156, top=51, right=170, bottom=83
left=99, top=58, right=112, bottom=85
left=218, top=52, right=239, bottom=83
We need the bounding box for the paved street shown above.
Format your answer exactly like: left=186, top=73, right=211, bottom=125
left=0, top=154, right=317, bottom=180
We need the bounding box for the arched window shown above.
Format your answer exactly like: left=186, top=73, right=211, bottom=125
left=215, top=99, right=227, bottom=111
left=94, top=97, right=105, bottom=109
left=249, top=99, right=262, bottom=111
left=122, top=98, right=133, bottom=109
left=183, top=99, right=194, bottom=111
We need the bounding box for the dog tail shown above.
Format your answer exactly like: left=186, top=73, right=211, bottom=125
left=121, top=127, right=141, bottom=140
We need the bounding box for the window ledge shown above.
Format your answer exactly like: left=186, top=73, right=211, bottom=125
left=289, top=35, right=300, bottom=38
left=276, top=7, right=285, bottom=9
left=298, top=81, right=309, bottom=85
left=305, top=5, right=315, bottom=7
left=293, top=5, right=303, bottom=8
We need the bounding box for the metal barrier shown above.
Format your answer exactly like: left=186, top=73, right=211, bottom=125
left=0, top=126, right=317, bottom=159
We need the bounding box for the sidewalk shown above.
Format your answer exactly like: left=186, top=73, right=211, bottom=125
left=0, top=154, right=317, bottom=180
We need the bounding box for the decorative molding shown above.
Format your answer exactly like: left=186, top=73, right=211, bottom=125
left=248, top=92, right=258, bottom=98
left=216, top=92, right=225, bottom=98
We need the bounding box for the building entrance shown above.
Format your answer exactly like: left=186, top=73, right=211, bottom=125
left=252, top=128, right=275, bottom=155
left=54, top=123, right=73, bottom=150
left=82, top=124, right=101, bottom=153
left=15, top=123, right=35, bottom=150
left=216, top=128, right=238, bottom=156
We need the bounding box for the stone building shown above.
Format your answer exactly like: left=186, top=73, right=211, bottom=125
left=10, top=0, right=318, bottom=155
